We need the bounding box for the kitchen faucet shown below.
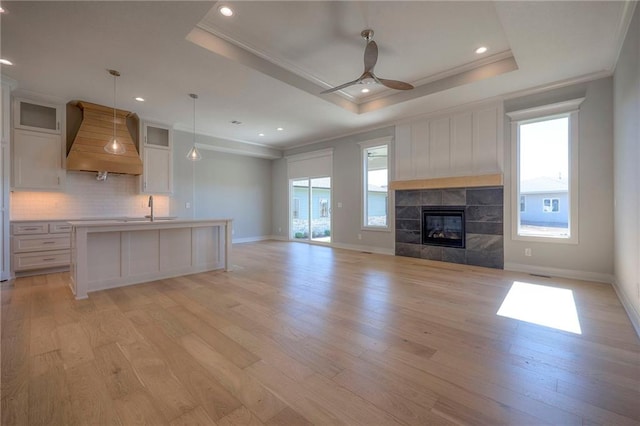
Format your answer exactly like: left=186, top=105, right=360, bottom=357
left=148, top=195, right=154, bottom=222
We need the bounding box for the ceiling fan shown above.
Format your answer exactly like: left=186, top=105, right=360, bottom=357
left=321, top=29, right=414, bottom=94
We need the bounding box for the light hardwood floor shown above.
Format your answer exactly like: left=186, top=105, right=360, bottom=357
left=2, top=241, right=639, bottom=425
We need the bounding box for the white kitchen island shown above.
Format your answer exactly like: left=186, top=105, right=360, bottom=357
left=68, top=218, right=232, bottom=299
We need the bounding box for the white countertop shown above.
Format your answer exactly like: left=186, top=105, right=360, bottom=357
left=68, top=218, right=232, bottom=228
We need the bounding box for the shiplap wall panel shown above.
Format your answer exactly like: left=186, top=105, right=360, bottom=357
left=395, top=101, right=503, bottom=180
left=429, top=117, right=451, bottom=174
left=411, top=121, right=429, bottom=178
left=395, top=124, right=412, bottom=180
left=451, top=112, right=473, bottom=173
left=474, top=107, right=500, bottom=174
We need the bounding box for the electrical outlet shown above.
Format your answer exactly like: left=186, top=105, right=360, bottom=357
left=357, top=233, right=362, bottom=240
left=525, top=248, right=532, bottom=257
left=185, top=202, right=191, bottom=209
left=278, top=227, right=282, bottom=233
left=337, top=202, right=343, bottom=208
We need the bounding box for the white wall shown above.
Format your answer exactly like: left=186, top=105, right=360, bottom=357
left=171, top=130, right=273, bottom=241
left=503, top=78, right=615, bottom=282
left=613, top=4, right=640, bottom=332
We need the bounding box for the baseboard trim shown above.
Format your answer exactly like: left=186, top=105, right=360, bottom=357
left=232, top=235, right=276, bottom=244
left=504, top=262, right=614, bottom=284
left=330, top=242, right=394, bottom=256
left=612, top=279, right=640, bottom=339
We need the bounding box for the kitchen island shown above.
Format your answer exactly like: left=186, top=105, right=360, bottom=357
left=69, top=218, right=232, bottom=299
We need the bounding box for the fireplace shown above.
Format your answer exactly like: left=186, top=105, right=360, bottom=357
left=422, top=207, right=465, bottom=248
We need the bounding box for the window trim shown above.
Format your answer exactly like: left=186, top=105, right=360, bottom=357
left=542, top=198, right=560, bottom=213
left=358, top=136, right=393, bottom=232
left=507, top=98, right=583, bottom=244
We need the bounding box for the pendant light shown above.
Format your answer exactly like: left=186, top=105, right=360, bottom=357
left=104, top=69, right=126, bottom=155
left=186, top=93, right=202, bottom=161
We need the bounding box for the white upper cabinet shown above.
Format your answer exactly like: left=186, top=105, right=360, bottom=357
left=140, top=121, right=173, bottom=194
left=14, top=98, right=62, bottom=134
left=11, top=97, right=65, bottom=191
left=12, top=129, right=65, bottom=190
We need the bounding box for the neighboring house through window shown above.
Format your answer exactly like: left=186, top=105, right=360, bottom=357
left=293, top=198, right=300, bottom=219
left=319, top=199, right=329, bottom=217
left=507, top=97, right=583, bottom=242
left=359, top=139, right=390, bottom=229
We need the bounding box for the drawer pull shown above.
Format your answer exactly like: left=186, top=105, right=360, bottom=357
left=23, top=227, right=39, bottom=231
left=42, top=258, right=57, bottom=261
left=42, top=241, right=56, bottom=245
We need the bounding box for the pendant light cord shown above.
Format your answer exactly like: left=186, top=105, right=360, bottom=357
left=113, top=72, right=117, bottom=140
left=193, top=95, right=196, bottom=143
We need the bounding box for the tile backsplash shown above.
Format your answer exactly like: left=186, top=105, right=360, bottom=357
left=11, top=171, right=170, bottom=220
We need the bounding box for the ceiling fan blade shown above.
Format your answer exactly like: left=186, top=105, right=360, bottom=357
left=364, top=40, right=378, bottom=72
left=320, top=78, right=361, bottom=94
left=377, top=78, right=414, bottom=90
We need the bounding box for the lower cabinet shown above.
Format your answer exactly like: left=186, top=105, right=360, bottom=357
left=11, top=221, right=71, bottom=275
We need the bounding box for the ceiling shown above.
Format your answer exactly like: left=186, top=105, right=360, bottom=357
left=0, top=1, right=635, bottom=150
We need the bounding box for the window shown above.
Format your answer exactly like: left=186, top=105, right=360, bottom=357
left=293, top=198, right=300, bottom=219
left=319, top=199, right=329, bottom=217
left=360, top=141, right=389, bottom=229
left=507, top=98, right=582, bottom=243
left=543, top=198, right=559, bottom=213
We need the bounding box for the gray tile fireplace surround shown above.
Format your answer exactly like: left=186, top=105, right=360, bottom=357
left=395, top=186, right=504, bottom=269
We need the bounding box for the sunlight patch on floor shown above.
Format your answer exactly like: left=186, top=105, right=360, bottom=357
left=497, top=281, right=582, bottom=334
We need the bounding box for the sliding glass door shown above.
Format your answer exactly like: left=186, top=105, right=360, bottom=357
left=290, top=177, right=331, bottom=243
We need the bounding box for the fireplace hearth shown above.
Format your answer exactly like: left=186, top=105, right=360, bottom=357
left=422, top=208, right=465, bottom=248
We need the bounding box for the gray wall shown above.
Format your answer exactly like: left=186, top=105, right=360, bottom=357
left=613, top=4, right=640, bottom=329
left=274, top=127, right=396, bottom=253
left=503, top=78, right=615, bottom=280
left=171, top=130, right=273, bottom=240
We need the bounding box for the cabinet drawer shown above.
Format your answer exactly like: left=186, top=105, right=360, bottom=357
left=12, top=234, right=70, bottom=253
left=12, top=250, right=70, bottom=271
left=11, top=222, right=48, bottom=235
left=49, top=222, right=72, bottom=233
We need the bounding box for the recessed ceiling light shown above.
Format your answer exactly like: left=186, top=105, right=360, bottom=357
left=475, top=46, right=488, bottom=54
left=134, top=97, right=145, bottom=102
left=276, top=127, right=283, bottom=131
left=258, top=133, right=265, bottom=137
left=0, top=59, right=13, bottom=66
left=361, top=88, right=370, bottom=93
left=219, top=6, right=233, bottom=17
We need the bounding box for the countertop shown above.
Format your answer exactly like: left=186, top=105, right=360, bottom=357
left=11, top=216, right=178, bottom=223
left=68, top=218, right=233, bottom=228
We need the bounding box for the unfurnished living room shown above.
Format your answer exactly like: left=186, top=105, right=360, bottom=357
left=1, top=1, right=639, bottom=425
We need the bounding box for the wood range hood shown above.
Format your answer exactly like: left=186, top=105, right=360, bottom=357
left=66, top=101, right=143, bottom=175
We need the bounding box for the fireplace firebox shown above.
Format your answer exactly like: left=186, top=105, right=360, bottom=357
left=422, top=207, right=465, bottom=248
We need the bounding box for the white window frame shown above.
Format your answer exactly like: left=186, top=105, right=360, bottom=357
left=507, top=98, right=583, bottom=244
left=520, top=195, right=526, bottom=213
left=358, top=137, right=393, bottom=231
left=542, top=198, right=560, bottom=213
